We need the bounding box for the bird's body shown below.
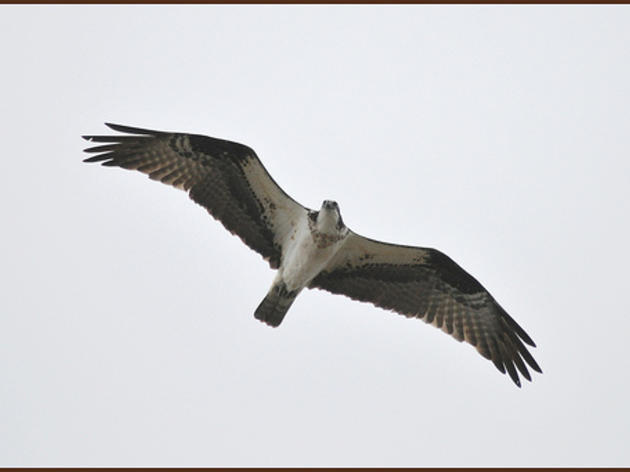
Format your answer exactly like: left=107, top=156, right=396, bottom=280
left=283, top=203, right=348, bottom=290
left=257, top=202, right=349, bottom=326
left=83, top=123, right=542, bottom=387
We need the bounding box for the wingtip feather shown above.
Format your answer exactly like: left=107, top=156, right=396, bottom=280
left=528, top=357, right=543, bottom=374
left=505, top=361, right=521, bottom=387
left=105, top=122, right=126, bottom=131
left=493, top=360, right=506, bottom=374
left=520, top=333, right=536, bottom=348
left=105, top=122, right=165, bottom=135
left=499, top=306, right=536, bottom=347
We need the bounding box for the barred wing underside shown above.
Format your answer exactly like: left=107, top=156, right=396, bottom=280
left=310, top=231, right=541, bottom=386
left=83, top=123, right=307, bottom=268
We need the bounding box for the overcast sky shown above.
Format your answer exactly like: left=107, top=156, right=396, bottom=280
left=1, top=5, right=629, bottom=467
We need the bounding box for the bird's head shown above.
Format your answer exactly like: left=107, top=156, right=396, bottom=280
left=322, top=199, right=338, bottom=211
left=317, top=200, right=345, bottom=232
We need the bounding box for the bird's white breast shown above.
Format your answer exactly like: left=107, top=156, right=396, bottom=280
left=277, top=216, right=344, bottom=292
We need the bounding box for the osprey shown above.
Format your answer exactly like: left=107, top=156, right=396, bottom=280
left=83, top=123, right=541, bottom=387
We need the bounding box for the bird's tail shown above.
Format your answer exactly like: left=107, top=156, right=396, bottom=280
left=254, top=282, right=299, bottom=327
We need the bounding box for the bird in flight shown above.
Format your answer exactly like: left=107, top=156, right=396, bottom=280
left=83, top=123, right=541, bottom=387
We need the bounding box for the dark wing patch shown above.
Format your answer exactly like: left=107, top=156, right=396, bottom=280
left=425, top=250, right=485, bottom=295
left=310, top=234, right=541, bottom=387
left=83, top=123, right=306, bottom=268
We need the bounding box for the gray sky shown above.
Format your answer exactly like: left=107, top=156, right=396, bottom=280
left=1, top=5, right=629, bottom=467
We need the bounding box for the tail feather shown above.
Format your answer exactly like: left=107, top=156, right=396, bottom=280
left=255, top=283, right=298, bottom=327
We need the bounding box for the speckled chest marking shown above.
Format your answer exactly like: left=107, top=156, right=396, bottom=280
left=307, top=214, right=346, bottom=249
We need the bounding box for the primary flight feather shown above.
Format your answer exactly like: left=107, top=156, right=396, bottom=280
left=83, top=123, right=541, bottom=387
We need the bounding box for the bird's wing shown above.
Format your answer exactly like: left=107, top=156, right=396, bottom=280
left=83, top=123, right=308, bottom=268
left=310, top=231, right=541, bottom=386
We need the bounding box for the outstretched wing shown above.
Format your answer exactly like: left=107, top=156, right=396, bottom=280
left=310, top=231, right=541, bottom=387
left=83, top=123, right=308, bottom=268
